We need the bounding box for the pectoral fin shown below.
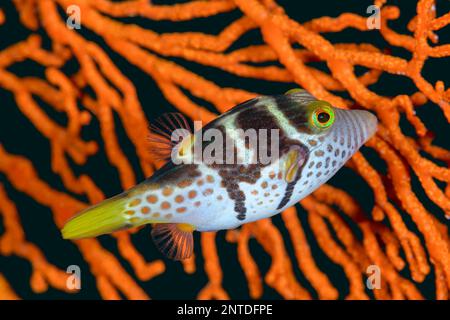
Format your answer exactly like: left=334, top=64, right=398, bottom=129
left=284, top=147, right=306, bottom=183
left=151, top=223, right=195, bottom=260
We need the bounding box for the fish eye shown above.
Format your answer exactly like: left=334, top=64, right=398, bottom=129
left=308, top=101, right=334, bottom=129
left=317, top=111, right=330, bottom=124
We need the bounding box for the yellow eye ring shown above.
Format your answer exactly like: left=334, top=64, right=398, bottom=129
left=308, top=101, right=335, bottom=129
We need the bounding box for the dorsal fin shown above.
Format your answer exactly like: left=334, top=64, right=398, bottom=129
left=148, top=112, right=192, bottom=162
left=151, top=223, right=195, bottom=260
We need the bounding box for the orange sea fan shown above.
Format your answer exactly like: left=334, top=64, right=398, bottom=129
left=0, top=0, right=449, bottom=300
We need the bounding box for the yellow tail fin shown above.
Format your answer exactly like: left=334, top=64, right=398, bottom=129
left=62, top=193, right=129, bottom=240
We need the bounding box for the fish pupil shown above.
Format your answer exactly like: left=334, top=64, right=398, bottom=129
left=317, top=111, right=330, bottom=124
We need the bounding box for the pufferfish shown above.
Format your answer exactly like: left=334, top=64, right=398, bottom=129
left=61, top=89, right=377, bottom=260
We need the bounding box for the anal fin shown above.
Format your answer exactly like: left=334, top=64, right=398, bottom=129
left=151, top=223, right=195, bottom=260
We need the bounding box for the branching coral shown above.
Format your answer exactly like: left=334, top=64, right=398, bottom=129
left=0, top=0, right=449, bottom=299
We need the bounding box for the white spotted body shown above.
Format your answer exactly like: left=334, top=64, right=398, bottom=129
left=62, top=90, right=377, bottom=260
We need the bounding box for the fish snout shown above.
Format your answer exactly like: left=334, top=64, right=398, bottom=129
left=332, top=108, right=378, bottom=150
left=353, top=109, right=378, bottom=142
